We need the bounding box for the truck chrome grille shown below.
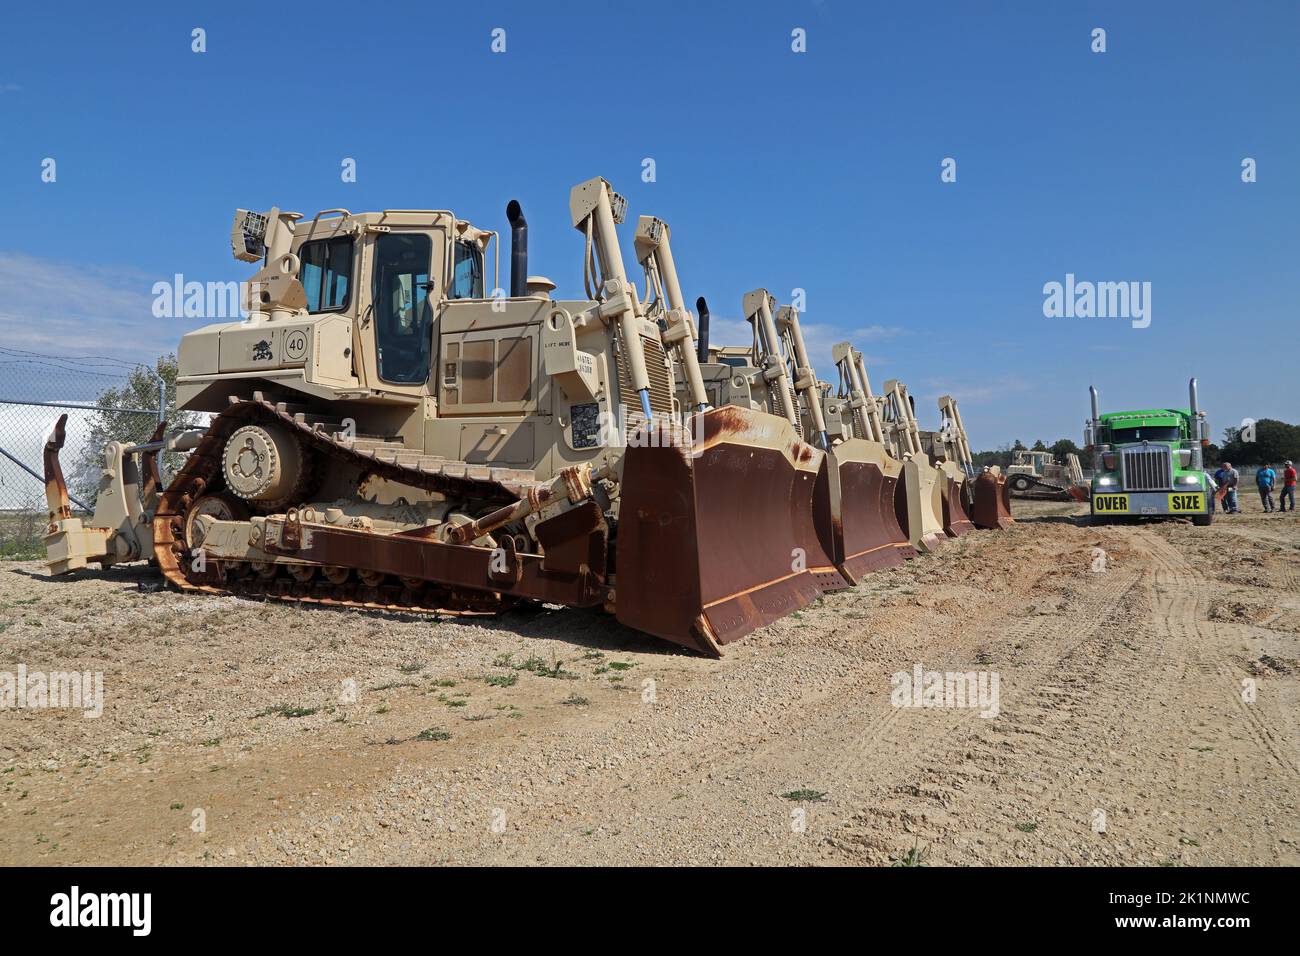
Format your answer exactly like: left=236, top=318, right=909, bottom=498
left=1121, top=445, right=1172, bottom=491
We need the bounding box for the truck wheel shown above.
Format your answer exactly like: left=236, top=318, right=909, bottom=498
left=1192, top=514, right=1213, bottom=527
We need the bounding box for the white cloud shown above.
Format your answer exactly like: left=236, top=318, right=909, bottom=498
left=0, top=252, right=165, bottom=361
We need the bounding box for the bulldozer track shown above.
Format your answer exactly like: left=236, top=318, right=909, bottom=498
left=153, top=397, right=526, bottom=617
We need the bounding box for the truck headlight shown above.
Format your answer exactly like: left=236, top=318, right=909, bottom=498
left=1177, top=475, right=1201, bottom=485
left=1096, top=477, right=1115, bottom=486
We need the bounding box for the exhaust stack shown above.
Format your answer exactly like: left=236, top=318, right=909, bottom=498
left=695, top=296, right=710, bottom=365
left=1089, top=385, right=1100, bottom=424
left=506, top=200, right=528, bottom=298
left=1188, top=377, right=1204, bottom=469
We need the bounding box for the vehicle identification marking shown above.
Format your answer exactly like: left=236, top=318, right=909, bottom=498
left=1093, top=493, right=1130, bottom=513
left=1167, top=493, right=1204, bottom=513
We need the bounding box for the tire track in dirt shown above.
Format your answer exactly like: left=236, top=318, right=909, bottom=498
left=1142, top=532, right=1299, bottom=779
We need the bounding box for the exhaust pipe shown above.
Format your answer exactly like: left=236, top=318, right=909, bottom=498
left=506, top=200, right=528, bottom=298
left=1089, top=385, right=1100, bottom=424
left=695, top=296, right=710, bottom=365
left=1188, top=377, right=1204, bottom=469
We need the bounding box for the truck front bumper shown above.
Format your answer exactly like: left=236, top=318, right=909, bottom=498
left=1090, top=490, right=1209, bottom=517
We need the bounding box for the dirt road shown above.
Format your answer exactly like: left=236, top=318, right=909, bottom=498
left=2, top=497, right=1297, bottom=866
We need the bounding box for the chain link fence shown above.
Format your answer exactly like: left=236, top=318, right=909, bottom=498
left=0, top=347, right=166, bottom=558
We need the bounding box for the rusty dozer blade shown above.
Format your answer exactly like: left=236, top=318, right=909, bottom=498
left=893, top=456, right=948, bottom=553
left=819, top=438, right=915, bottom=584
left=615, top=406, right=850, bottom=657
left=969, top=470, right=1014, bottom=530
left=938, top=463, right=976, bottom=538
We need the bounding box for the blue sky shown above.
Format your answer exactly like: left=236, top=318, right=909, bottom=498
left=0, top=0, right=1296, bottom=450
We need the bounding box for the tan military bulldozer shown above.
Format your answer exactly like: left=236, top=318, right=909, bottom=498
left=41, top=177, right=853, bottom=657
left=932, top=396, right=1014, bottom=530
left=677, top=290, right=913, bottom=586
left=824, top=342, right=916, bottom=577
left=878, top=380, right=949, bottom=552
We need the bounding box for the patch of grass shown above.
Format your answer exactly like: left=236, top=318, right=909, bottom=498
left=890, top=840, right=929, bottom=867
left=1015, top=821, right=1039, bottom=833
left=519, top=654, right=578, bottom=680
left=416, top=728, right=452, bottom=741
left=370, top=681, right=416, bottom=692
left=375, top=703, right=390, bottom=715
left=781, top=789, right=827, bottom=802
left=169, top=802, right=184, bottom=810
left=398, top=663, right=424, bottom=674
left=562, top=694, right=590, bottom=707
left=482, top=674, right=517, bottom=688
left=582, top=651, right=605, bottom=660
left=200, top=738, right=221, bottom=748
left=255, top=704, right=318, bottom=719
left=607, top=661, right=635, bottom=672
left=430, top=678, right=458, bottom=688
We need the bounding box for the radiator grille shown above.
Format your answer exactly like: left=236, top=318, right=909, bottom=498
left=1121, top=445, right=1172, bottom=491
left=615, top=327, right=675, bottom=425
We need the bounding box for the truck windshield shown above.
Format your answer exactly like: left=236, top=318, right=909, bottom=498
left=1111, top=426, right=1182, bottom=443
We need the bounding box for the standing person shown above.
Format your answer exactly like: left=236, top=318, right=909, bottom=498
left=1256, top=463, right=1277, bottom=512
left=1281, top=460, right=1298, bottom=513
left=1214, top=461, right=1240, bottom=514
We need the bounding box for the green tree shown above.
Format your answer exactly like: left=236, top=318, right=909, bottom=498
left=72, top=354, right=202, bottom=505
left=1031, top=439, right=1047, bottom=451
left=1217, top=419, right=1300, bottom=468
left=1051, top=438, right=1081, bottom=461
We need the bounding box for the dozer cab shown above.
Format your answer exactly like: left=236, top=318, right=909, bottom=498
left=41, top=177, right=857, bottom=656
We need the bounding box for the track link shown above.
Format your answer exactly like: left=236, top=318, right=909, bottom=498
left=153, top=397, right=527, bottom=615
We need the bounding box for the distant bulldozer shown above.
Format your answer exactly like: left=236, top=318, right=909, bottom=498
left=1005, top=449, right=1088, bottom=501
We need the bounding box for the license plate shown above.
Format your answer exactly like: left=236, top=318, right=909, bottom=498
left=1093, top=493, right=1129, bottom=513
left=1167, top=493, right=1205, bottom=513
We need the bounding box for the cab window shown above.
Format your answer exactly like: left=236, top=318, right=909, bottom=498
left=372, top=233, right=434, bottom=384
left=298, top=236, right=353, bottom=312
left=451, top=239, right=484, bottom=299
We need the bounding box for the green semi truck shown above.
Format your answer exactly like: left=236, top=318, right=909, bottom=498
left=1084, top=378, right=1213, bottom=526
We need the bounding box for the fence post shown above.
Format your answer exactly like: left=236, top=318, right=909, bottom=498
left=158, top=378, right=166, bottom=425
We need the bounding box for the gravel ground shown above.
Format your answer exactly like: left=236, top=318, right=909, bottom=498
left=1, top=497, right=1297, bottom=866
